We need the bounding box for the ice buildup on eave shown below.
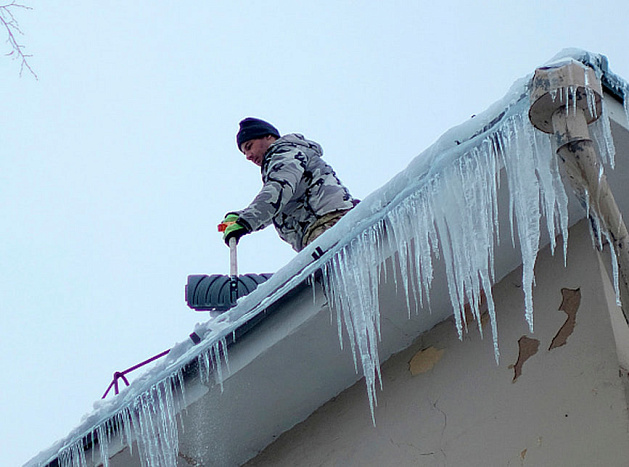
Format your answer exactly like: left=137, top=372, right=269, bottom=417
left=319, top=50, right=622, bottom=423
left=29, top=49, right=628, bottom=467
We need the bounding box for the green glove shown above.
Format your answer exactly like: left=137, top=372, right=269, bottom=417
left=218, top=213, right=248, bottom=245
left=220, top=213, right=239, bottom=225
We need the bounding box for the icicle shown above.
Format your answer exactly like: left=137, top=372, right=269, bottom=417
left=603, top=230, right=623, bottom=306
left=322, top=232, right=384, bottom=424
left=321, top=262, right=344, bottom=351
left=49, top=370, right=186, bottom=467
left=210, top=339, right=225, bottom=392
left=310, top=273, right=317, bottom=304
left=324, top=249, right=359, bottom=373
left=386, top=207, right=414, bottom=316
left=196, top=337, right=230, bottom=392
left=88, top=370, right=183, bottom=467
left=533, top=126, right=569, bottom=264
left=95, top=423, right=110, bottom=467
left=129, top=375, right=183, bottom=467
left=197, top=348, right=211, bottom=385
left=58, top=441, right=87, bottom=467
left=175, top=368, right=187, bottom=415
left=590, top=97, right=616, bottom=169
left=404, top=192, right=436, bottom=313
left=429, top=134, right=502, bottom=348
left=498, top=113, right=542, bottom=331
left=119, top=407, right=134, bottom=457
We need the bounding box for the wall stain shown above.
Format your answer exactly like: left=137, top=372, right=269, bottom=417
left=510, top=336, right=540, bottom=382
left=409, top=347, right=444, bottom=376
left=549, top=288, right=581, bottom=350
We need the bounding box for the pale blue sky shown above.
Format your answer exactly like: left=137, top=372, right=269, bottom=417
left=3, top=1, right=629, bottom=465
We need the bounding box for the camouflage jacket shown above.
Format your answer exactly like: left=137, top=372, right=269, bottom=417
left=235, top=134, right=355, bottom=251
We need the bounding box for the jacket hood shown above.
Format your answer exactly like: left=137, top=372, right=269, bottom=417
left=270, top=133, right=323, bottom=157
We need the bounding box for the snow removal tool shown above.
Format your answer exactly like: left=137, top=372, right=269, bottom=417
left=185, top=224, right=272, bottom=313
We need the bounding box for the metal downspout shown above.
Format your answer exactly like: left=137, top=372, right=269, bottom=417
left=529, top=62, right=629, bottom=325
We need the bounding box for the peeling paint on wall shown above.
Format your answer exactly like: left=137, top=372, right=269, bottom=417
left=409, top=347, right=445, bottom=376
left=549, top=288, right=581, bottom=350
left=510, top=336, right=540, bottom=382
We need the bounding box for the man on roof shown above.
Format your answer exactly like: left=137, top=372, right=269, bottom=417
left=220, top=117, right=356, bottom=252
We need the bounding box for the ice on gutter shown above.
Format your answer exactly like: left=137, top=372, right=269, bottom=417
left=27, top=48, right=625, bottom=467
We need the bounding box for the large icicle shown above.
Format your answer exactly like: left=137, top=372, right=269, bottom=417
left=322, top=227, right=387, bottom=424
left=197, top=336, right=230, bottom=392
left=320, top=93, right=573, bottom=417
left=54, top=370, right=186, bottom=467
left=319, top=57, right=617, bottom=425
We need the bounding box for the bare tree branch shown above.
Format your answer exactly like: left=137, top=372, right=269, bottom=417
left=1, top=1, right=37, bottom=79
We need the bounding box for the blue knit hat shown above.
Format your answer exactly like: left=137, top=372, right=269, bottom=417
left=236, top=117, right=280, bottom=151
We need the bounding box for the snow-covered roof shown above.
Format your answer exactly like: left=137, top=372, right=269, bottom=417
left=26, top=49, right=629, bottom=467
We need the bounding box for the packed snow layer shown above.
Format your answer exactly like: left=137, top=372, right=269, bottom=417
left=27, top=49, right=627, bottom=467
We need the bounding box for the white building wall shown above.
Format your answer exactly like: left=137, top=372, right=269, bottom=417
left=246, top=219, right=629, bottom=467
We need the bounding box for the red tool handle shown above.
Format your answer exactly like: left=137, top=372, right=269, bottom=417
left=218, top=221, right=236, bottom=232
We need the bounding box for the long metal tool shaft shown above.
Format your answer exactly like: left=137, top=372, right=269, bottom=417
left=229, top=236, right=238, bottom=277
left=229, top=237, right=239, bottom=305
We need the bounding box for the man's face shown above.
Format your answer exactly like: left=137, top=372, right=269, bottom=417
left=241, top=136, right=274, bottom=167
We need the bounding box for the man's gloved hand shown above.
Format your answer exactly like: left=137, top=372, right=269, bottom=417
left=218, top=213, right=248, bottom=246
